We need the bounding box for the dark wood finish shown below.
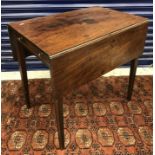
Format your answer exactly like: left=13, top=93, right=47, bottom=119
left=8, top=7, right=148, bottom=58
left=17, top=36, right=50, bottom=67
left=127, top=59, right=138, bottom=100
left=16, top=39, right=31, bottom=108
left=52, top=94, right=64, bottom=149
left=50, top=66, right=65, bottom=149
left=51, top=23, right=148, bottom=94
left=8, top=27, right=33, bottom=60
left=8, top=7, right=149, bottom=149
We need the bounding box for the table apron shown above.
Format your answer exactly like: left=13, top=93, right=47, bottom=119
left=8, top=26, right=50, bottom=67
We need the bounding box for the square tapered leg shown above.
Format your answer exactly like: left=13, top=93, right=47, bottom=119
left=16, top=40, right=31, bottom=108
left=127, top=58, right=138, bottom=100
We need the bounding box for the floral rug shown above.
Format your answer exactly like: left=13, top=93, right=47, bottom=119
left=1, top=76, right=153, bottom=155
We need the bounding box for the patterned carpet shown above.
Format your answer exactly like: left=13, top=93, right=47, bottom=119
left=1, top=76, right=153, bottom=155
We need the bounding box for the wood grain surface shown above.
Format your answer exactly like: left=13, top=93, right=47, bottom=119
left=8, top=6, right=148, bottom=57
left=51, top=22, right=148, bottom=94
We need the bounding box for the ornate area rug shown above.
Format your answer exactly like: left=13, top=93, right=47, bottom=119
left=1, top=76, right=152, bottom=155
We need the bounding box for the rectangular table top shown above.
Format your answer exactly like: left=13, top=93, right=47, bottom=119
left=8, top=6, right=148, bottom=58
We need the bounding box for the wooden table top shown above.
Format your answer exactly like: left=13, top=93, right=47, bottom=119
left=8, top=6, right=148, bottom=58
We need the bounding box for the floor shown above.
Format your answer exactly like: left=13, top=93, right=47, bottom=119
left=1, top=75, right=153, bottom=155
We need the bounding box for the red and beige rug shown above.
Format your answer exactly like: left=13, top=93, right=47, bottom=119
left=1, top=76, right=152, bottom=155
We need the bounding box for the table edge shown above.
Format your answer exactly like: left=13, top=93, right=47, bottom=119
left=49, top=20, right=148, bottom=59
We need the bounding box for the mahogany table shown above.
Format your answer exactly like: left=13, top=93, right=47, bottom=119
left=8, top=7, right=148, bottom=149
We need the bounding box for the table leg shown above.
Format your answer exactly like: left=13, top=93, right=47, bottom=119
left=50, top=69, right=65, bottom=149
left=17, top=40, right=31, bottom=108
left=127, top=58, right=138, bottom=100
left=53, top=94, right=65, bottom=149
